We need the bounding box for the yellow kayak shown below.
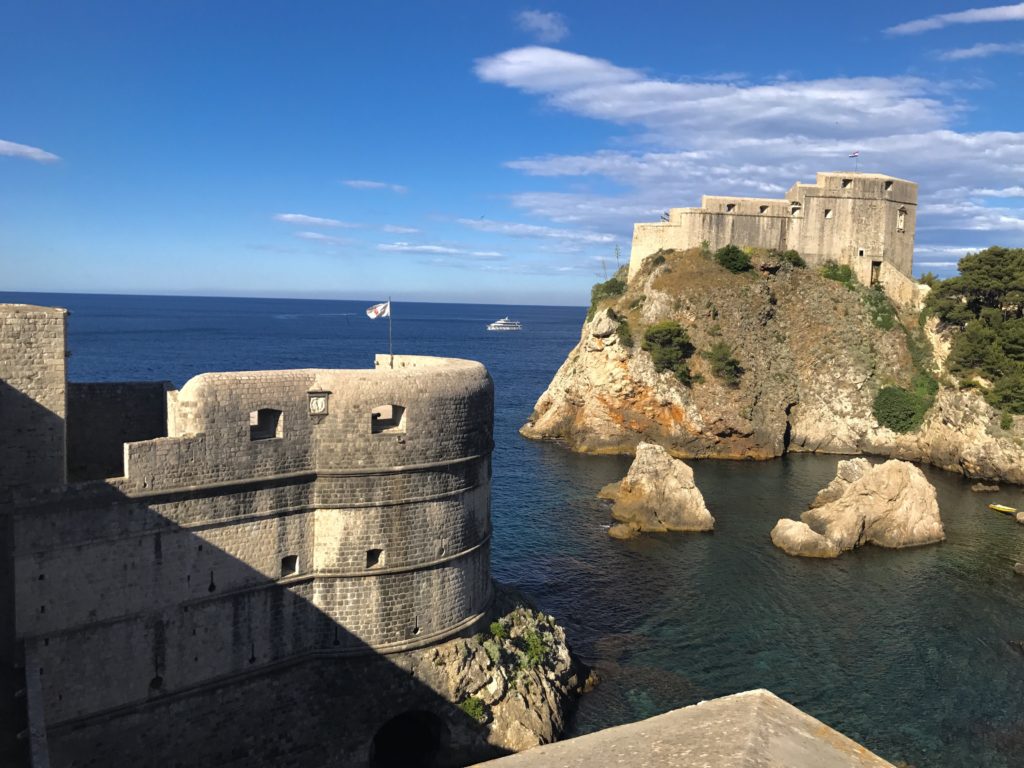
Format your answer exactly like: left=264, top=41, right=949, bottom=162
left=989, top=503, right=1018, bottom=514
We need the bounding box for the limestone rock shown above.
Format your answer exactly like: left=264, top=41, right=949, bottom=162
left=414, top=584, right=586, bottom=757
left=770, top=519, right=841, bottom=558
left=520, top=249, right=1024, bottom=485
left=772, top=459, right=943, bottom=558
left=599, top=443, right=714, bottom=534
left=608, top=522, right=639, bottom=540
left=1016, top=512, right=1024, bottom=526
left=1015, top=562, right=1024, bottom=576
left=971, top=482, right=1000, bottom=492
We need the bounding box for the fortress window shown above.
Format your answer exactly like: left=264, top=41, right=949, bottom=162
left=790, top=203, right=801, bottom=217
left=371, top=404, right=406, bottom=434
left=841, top=178, right=852, bottom=189
left=250, top=408, right=283, bottom=440
left=725, top=203, right=736, bottom=213
left=759, top=205, right=769, bottom=214
left=366, top=548, right=384, bottom=569
left=824, top=209, right=833, bottom=220
left=897, top=207, right=907, bottom=233
left=884, top=180, right=894, bottom=191
left=280, top=555, right=298, bottom=577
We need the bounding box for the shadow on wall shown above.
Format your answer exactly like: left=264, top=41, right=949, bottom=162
left=5, top=377, right=504, bottom=768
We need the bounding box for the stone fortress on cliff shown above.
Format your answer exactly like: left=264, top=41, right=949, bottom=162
left=629, top=171, right=923, bottom=305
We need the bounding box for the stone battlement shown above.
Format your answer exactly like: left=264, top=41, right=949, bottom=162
left=629, top=172, right=921, bottom=304
left=1, top=303, right=495, bottom=757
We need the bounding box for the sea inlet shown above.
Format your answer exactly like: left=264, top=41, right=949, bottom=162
left=6, top=291, right=1024, bottom=768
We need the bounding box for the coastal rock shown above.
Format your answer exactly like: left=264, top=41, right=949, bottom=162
left=608, top=522, right=640, bottom=540
left=1016, top=512, right=1024, bottom=526
left=521, top=249, right=1024, bottom=485
left=770, top=519, right=841, bottom=558
left=773, top=459, right=943, bottom=558
left=1014, top=563, right=1024, bottom=576
left=413, top=585, right=586, bottom=755
left=972, top=482, right=1000, bottom=492
left=598, top=443, right=714, bottom=534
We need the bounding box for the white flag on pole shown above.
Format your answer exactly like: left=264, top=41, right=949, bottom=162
left=366, top=301, right=390, bottom=319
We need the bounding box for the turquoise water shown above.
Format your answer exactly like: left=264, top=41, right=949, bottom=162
left=6, top=292, right=1024, bottom=767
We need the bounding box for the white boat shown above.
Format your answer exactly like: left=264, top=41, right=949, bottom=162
left=487, top=317, right=522, bottom=331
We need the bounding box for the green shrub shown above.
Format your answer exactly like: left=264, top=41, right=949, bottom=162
left=642, top=321, right=697, bottom=385
left=779, top=249, right=806, bottom=268
left=1000, top=411, right=1014, bottom=430
left=873, top=386, right=925, bottom=432
left=587, top=268, right=628, bottom=320
left=863, top=285, right=896, bottom=330
left=489, top=620, right=507, bottom=640
left=617, top=319, right=634, bottom=347
left=821, top=260, right=856, bottom=289
left=703, top=341, right=743, bottom=387
left=650, top=253, right=666, bottom=268
left=459, top=696, right=487, bottom=722
left=522, top=630, right=547, bottom=668
left=986, top=371, right=1024, bottom=415
left=714, top=244, right=752, bottom=273
left=919, top=271, right=940, bottom=288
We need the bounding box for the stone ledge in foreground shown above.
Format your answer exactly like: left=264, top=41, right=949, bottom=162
left=472, top=688, right=894, bottom=768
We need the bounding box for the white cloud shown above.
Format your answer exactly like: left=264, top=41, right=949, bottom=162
left=474, top=45, right=1024, bottom=256
left=457, top=217, right=617, bottom=242
left=0, top=139, right=59, bottom=162
left=377, top=242, right=504, bottom=259
left=516, top=10, right=569, bottom=43
left=381, top=224, right=420, bottom=234
left=341, top=179, right=408, bottom=193
left=887, top=3, right=1024, bottom=35
left=274, top=213, right=360, bottom=228
left=940, top=41, right=1024, bottom=59
left=295, top=231, right=349, bottom=244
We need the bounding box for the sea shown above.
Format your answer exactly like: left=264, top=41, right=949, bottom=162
left=5, top=291, right=1024, bottom=768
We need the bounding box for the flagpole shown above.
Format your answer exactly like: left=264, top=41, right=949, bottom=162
left=388, top=296, right=393, bottom=369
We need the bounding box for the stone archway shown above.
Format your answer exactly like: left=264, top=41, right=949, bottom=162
left=368, top=710, right=449, bottom=768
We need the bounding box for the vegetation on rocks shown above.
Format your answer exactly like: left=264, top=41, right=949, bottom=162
left=863, top=285, right=897, bottom=330
left=703, top=340, right=743, bottom=386
left=925, top=246, right=1024, bottom=414
left=775, top=249, right=806, bottom=268
left=821, top=260, right=856, bottom=289
left=587, top=266, right=628, bottom=320
left=459, top=695, right=487, bottom=722
left=642, top=320, right=697, bottom=385
left=713, top=244, right=752, bottom=273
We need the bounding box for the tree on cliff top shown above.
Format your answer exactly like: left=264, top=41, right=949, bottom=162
left=642, top=321, right=697, bottom=386
left=925, top=246, right=1024, bottom=414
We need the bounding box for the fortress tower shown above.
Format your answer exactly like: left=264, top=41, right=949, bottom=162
left=628, top=172, right=919, bottom=301
left=2, top=303, right=495, bottom=766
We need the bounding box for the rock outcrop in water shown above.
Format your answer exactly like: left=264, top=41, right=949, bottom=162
left=415, top=585, right=587, bottom=755
left=597, top=442, right=714, bottom=539
left=520, top=249, right=1024, bottom=485
left=772, top=459, right=944, bottom=558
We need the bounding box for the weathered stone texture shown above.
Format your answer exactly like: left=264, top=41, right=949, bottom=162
left=2, top=302, right=501, bottom=762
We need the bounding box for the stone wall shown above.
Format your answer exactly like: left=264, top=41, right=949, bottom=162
left=66, top=381, right=169, bottom=481
left=3, top=304, right=497, bottom=764
left=628, top=172, right=919, bottom=306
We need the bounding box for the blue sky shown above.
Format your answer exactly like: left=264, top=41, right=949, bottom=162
left=3, top=1, right=1024, bottom=305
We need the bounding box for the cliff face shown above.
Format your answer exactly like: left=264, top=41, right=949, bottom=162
left=521, top=249, right=1024, bottom=484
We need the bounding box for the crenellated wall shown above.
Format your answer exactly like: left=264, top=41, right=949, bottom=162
left=628, top=172, right=920, bottom=305
left=4, top=305, right=495, bottom=759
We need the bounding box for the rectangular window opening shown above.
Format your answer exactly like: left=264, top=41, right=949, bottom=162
left=366, top=548, right=384, bottom=569
left=759, top=205, right=769, bottom=214
left=871, top=260, right=882, bottom=286
left=884, top=180, right=894, bottom=191
left=280, top=555, right=298, bottom=577
left=725, top=203, right=736, bottom=213
left=824, top=209, right=833, bottom=219
left=790, top=203, right=801, bottom=217
left=250, top=408, right=283, bottom=440
left=371, top=404, right=406, bottom=434
left=841, top=178, right=852, bottom=189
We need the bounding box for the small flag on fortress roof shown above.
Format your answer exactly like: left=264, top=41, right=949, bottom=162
left=366, top=301, right=390, bottom=319
left=849, top=151, right=860, bottom=158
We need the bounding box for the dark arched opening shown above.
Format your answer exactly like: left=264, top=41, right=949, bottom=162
left=369, top=710, right=449, bottom=768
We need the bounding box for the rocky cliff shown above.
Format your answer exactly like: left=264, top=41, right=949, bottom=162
left=521, top=249, right=1024, bottom=484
